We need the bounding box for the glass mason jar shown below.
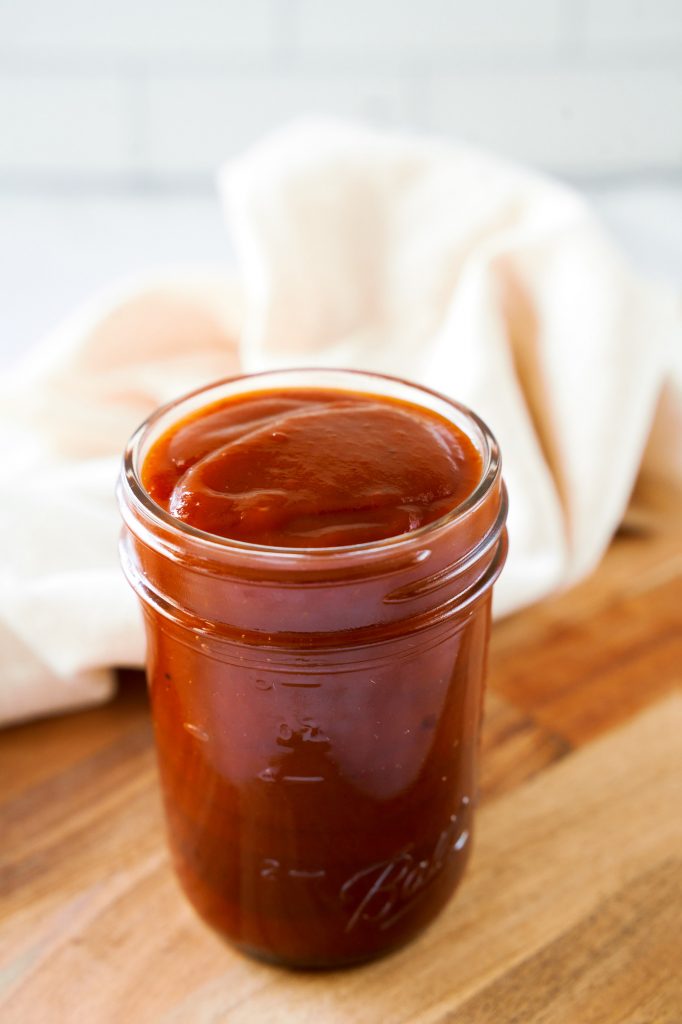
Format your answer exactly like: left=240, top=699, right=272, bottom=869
left=118, top=368, right=508, bottom=969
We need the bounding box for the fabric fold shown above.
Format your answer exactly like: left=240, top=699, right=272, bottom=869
left=1, top=120, right=679, bottom=725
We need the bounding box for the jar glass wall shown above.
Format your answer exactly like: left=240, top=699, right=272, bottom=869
left=118, top=369, right=508, bottom=968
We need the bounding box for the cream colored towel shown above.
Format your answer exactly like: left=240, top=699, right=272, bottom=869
left=1, top=121, right=679, bottom=725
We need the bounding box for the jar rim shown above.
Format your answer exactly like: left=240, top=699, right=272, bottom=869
left=119, top=368, right=502, bottom=566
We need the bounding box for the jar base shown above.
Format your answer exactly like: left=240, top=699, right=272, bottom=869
left=226, top=927, right=429, bottom=972
left=174, top=822, right=474, bottom=972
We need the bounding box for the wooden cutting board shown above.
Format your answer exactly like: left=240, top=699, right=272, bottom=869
left=1, top=477, right=680, bottom=1023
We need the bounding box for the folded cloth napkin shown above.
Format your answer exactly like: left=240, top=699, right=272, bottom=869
left=1, top=120, right=680, bottom=726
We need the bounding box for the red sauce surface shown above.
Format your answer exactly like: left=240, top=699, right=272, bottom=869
left=142, top=388, right=482, bottom=546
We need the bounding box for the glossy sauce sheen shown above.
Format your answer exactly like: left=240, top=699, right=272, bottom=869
left=142, top=388, right=482, bottom=546
left=138, top=386, right=493, bottom=967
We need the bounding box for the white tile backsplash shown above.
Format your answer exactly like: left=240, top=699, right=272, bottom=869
left=428, top=67, right=682, bottom=173
left=145, top=73, right=413, bottom=176
left=583, top=0, right=682, bottom=50
left=0, top=0, right=680, bottom=183
left=0, top=0, right=277, bottom=60
left=294, top=0, right=564, bottom=57
left=0, top=75, right=134, bottom=176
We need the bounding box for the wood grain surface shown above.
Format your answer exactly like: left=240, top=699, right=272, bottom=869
left=1, top=476, right=680, bottom=1024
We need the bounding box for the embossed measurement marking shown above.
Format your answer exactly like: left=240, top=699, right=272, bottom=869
left=281, top=775, right=325, bottom=783
left=257, top=768, right=325, bottom=783
left=260, top=859, right=327, bottom=881
left=277, top=718, right=329, bottom=745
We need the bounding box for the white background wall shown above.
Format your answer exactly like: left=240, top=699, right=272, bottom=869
left=1, top=1, right=681, bottom=365
left=1, top=0, right=682, bottom=186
